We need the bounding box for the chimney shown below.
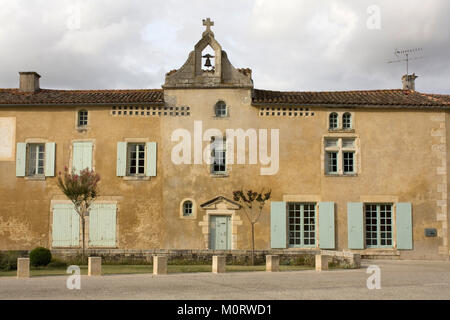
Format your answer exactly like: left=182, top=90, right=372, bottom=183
left=402, top=73, right=418, bottom=90
left=19, top=72, right=41, bottom=93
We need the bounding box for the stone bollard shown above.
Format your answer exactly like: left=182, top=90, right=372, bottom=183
left=352, top=253, right=361, bottom=269
left=17, top=258, right=30, bottom=278
left=315, top=255, right=329, bottom=271
left=88, top=257, right=102, bottom=276
left=266, top=255, right=280, bottom=272
left=212, top=256, right=226, bottom=274
left=153, top=256, right=168, bottom=275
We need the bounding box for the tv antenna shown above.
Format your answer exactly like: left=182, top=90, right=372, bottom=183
left=387, top=48, right=424, bottom=75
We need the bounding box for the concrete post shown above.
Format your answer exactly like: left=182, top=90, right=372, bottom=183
left=212, top=255, right=226, bottom=273
left=153, top=256, right=168, bottom=275
left=17, top=258, right=30, bottom=278
left=315, top=255, right=329, bottom=271
left=88, top=257, right=102, bottom=276
left=266, top=255, right=280, bottom=272
left=352, top=253, right=361, bottom=269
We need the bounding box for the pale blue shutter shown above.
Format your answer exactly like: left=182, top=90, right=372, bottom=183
left=73, top=142, right=93, bottom=173
left=89, top=203, right=117, bottom=247
left=117, top=142, right=127, bottom=176
left=396, top=203, right=413, bottom=250
left=52, top=203, right=80, bottom=247
left=146, top=142, right=157, bottom=177
left=45, top=142, right=56, bottom=177
left=16, top=143, right=27, bottom=177
left=271, top=202, right=287, bottom=248
left=319, top=202, right=335, bottom=249
left=347, top=202, right=364, bottom=249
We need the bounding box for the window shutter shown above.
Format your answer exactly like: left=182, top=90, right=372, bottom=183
left=89, top=203, right=117, bottom=247
left=16, top=143, right=27, bottom=177
left=396, top=203, right=413, bottom=250
left=52, top=203, right=80, bottom=247
left=347, top=202, right=364, bottom=249
left=146, top=142, right=157, bottom=177
left=116, top=142, right=127, bottom=177
left=73, top=142, right=93, bottom=173
left=319, top=202, right=335, bottom=249
left=270, top=201, right=287, bottom=249
left=45, top=142, right=56, bottom=177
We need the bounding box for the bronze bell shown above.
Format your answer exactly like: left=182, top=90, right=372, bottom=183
left=203, top=54, right=214, bottom=68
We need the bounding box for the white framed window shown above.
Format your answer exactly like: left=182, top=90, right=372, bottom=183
left=211, top=137, right=226, bottom=174
left=183, top=201, right=193, bottom=216
left=27, top=143, right=45, bottom=176
left=215, top=101, right=227, bottom=117
left=324, top=137, right=357, bottom=175
left=329, top=112, right=338, bottom=130
left=127, top=143, right=146, bottom=176
left=343, top=112, right=352, bottom=130
left=365, top=203, right=393, bottom=248
left=78, top=110, right=88, bottom=127
left=288, top=203, right=316, bottom=247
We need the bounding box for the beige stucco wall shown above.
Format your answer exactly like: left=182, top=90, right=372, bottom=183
left=0, top=89, right=448, bottom=260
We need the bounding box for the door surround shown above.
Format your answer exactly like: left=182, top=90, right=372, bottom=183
left=199, top=196, right=242, bottom=250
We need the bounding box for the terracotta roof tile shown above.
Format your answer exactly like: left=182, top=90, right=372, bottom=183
left=252, top=89, right=450, bottom=108
left=0, top=89, right=164, bottom=105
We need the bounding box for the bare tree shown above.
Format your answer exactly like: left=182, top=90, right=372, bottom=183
left=233, top=189, right=271, bottom=265
left=57, top=167, right=100, bottom=262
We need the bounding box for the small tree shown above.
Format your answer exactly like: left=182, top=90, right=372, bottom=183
left=57, top=167, right=100, bottom=261
left=233, top=189, right=271, bottom=265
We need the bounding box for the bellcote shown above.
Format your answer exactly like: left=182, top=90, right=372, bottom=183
left=163, top=18, right=253, bottom=89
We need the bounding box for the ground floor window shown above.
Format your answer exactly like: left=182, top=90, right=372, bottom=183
left=288, top=203, right=316, bottom=247
left=365, top=204, right=393, bottom=247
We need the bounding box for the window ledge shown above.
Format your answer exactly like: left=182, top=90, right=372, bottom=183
left=76, top=126, right=90, bottom=132
left=210, top=173, right=229, bottom=178
left=180, top=216, right=197, bottom=220
left=328, top=129, right=355, bottom=133
left=122, top=176, right=151, bottom=181
left=25, top=176, right=46, bottom=181
left=325, top=174, right=358, bottom=177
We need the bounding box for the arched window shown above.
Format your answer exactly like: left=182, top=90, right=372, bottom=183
left=215, top=101, right=227, bottom=117
left=343, top=113, right=352, bottom=130
left=78, top=110, right=88, bottom=127
left=329, top=112, right=338, bottom=130
left=183, top=200, right=193, bottom=217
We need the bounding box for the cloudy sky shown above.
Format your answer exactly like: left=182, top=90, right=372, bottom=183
left=0, top=0, right=448, bottom=93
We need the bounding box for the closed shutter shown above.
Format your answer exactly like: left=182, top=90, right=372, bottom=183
left=146, top=142, right=157, bottom=177
left=347, top=202, right=364, bottom=249
left=16, top=143, right=27, bottom=177
left=52, top=203, right=80, bottom=247
left=319, top=202, right=335, bottom=249
left=396, top=203, right=413, bottom=250
left=73, top=142, right=93, bottom=173
left=89, top=203, right=117, bottom=247
left=270, top=201, right=287, bottom=249
left=45, top=142, right=56, bottom=177
left=116, top=142, right=127, bottom=176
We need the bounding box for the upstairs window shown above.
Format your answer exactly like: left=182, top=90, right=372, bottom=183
left=78, top=110, right=88, bottom=127
left=27, top=144, right=45, bottom=176
left=215, top=101, right=227, bottom=117
left=211, top=137, right=226, bottom=174
left=324, top=138, right=356, bottom=175
left=329, top=113, right=338, bottom=130
left=127, top=143, right=145, bottom=176
left=343, top=112, right=352, bottom=130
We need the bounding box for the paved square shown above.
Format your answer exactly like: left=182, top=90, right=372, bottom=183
left=1, top=260, right=450, bottom=300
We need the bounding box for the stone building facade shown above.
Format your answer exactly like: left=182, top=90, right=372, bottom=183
left=0, top=19, right=450, bottom=260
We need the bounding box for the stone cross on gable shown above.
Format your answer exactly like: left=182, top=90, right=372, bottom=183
left=202, top=18, right=214, bottom=35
